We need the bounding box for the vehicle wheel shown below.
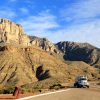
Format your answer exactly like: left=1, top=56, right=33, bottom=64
left=80, top=86, right=83, bottom=88
left=77, top=84, right=80, bottom=88
left=74, top=83, right=78, bottom=88
left=87, top=85, right=89, bottom=88
left=78, top=85, right=82, bottom=88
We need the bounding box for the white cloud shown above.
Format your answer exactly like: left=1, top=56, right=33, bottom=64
left=18, top=9, right=100, bottom=48
left=15, top=0, right=100, bottom=48
left=19, top=11, right=59, bottom=35
left=20, top=7, right=29, bottom=14
left=0, top=8, right=16, bottom=19
left=61, top=0, right=100, bottom=22
left=47, top=19, right=100, bottom=48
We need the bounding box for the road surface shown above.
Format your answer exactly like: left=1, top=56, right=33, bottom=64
left=18, top=88, right=100, bottom=100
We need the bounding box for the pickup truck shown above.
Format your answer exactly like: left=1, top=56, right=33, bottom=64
left=74, top=76, right=89, bottom=88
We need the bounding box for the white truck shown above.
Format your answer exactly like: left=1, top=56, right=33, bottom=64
left=74, top=76, right=89, bottom=88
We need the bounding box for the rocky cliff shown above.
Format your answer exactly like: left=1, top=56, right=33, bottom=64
left=0, top=18, right=30, bottom=46
left=29, top=36, right=100, bottom=68
left=29, top=36, right=60, bottom=54
left=0, top=18, right=99, bottom=89
left=56, top=41, right=100, bottom=68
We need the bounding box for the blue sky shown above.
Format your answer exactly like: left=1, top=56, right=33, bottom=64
left=0, top=0, right=100, bottom=48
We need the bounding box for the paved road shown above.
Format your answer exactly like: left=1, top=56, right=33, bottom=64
left=18, top=88, right=100, bottom=100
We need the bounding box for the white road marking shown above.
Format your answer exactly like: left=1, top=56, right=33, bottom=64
left=17, top=89, right=71, bottom=100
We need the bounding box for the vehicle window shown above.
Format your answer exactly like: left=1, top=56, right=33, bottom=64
left=81, top=78, right=86, bottom=80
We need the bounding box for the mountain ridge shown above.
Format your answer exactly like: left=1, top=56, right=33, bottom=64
left=29, top=35, right=100, bottom=68
left=0, top=18, right=99, bottom=89
left=56, top=41, right=100, bottom=68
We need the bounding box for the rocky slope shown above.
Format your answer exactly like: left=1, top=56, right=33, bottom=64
left=56, top=42, right=100, bottom=68
left=0, top=18, right=99, bottom=89
left=29, top=36, right=100, bottom=68
left=29, top=36, right=60, bottom=54
left=0, top=45, right=99, bottom=88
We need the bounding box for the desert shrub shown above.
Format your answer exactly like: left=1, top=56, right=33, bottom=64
left=0, top=89, right=4, bottom=94
left=21, top=84, right=42, bottom=93
left=49, top=84, right=64, bottom=90
left=20, top=87, right=29, bottom=94
left=20, top=78, right=63, bottom=93
left=0, top=87, right=14, bottom=94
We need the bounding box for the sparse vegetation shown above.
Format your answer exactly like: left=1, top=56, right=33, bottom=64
left=0, top=19, right=100, bottom=94
left=0, top=87, right=14, bottom=94
left=0, top=45, right=99, bottom=91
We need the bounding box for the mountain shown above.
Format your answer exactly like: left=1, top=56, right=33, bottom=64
left=29, top=36, right=100, bottom=68
left=0, top=45, right=99, bottom=87
left=0, top=18, right=30, bottom=46
left=0, top=18, right=99, bottom=89
left=56, top=41, right=100, bottom=68
left=29, top=36, right=60, bottom=54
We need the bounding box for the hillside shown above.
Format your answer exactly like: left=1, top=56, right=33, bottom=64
left=29, top=36, right=60, bottom=54
left=56, top=41, right=100, bottom=68
left=0, top=45, right=99, bottom=88
left=29, top=36, right=100, bottom=68
left=0, top=18, right=99, bottom=89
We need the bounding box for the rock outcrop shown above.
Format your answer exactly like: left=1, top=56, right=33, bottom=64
left=0, top=18, right=99, bottom=89
left=56, top=41, right=100, bottom=67
left=29, top=36, right=60, bottom=54
left=29, top=36, right=100, bottom=68
left=0, top=18, right=30, bottom=46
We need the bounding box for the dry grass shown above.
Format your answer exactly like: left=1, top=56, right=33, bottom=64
left=0, top=45, right=99, bottom=92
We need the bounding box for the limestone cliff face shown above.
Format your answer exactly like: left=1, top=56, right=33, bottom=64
left=29, top=36, right=60, bottom=53
left=0, top=18, right=30, bottom=46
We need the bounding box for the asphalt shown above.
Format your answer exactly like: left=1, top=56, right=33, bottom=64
left=17, top=88, right=100, bottom=100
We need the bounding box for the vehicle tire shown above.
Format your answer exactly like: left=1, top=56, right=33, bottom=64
left=77, top=84, right=80, bottom=88
left=74, top=83, right=78, bottom=88
left=87, top=85, right=89, bottom=88
left=74, top=83, right=76, bottom=87
left=79, top=85, right=82, bottom=88
left=80, top=85, right=83, bottom=88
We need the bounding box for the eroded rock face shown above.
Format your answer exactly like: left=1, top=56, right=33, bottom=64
left=29, top=36, right=60, bottom=53
left=56, top=41, right=100, bottom=66
left=0, top=18, right=30, bottom=46
left=0, top=45, right=99, bottom=87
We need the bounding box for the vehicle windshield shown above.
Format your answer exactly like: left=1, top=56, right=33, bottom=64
left=80, top=78, right=87, bottom=80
